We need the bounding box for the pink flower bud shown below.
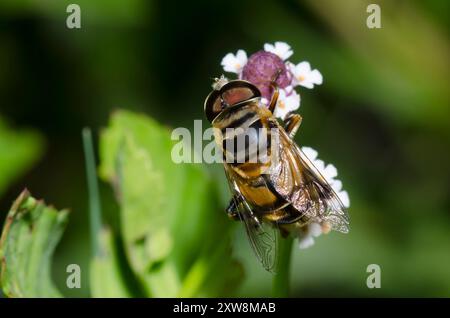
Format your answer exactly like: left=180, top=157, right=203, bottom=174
left=241, top=50, right=292, bottom=100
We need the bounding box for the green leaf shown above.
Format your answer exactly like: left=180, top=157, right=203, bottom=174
left=0, top=190, right=68, bottom=297
left=99, top=110, right=242, bottom=297
left=0, top=117, right=44, bottom=197
left=90, top=227, right=133, bottom=298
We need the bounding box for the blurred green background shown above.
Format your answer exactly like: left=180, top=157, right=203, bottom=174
left=0, top=0, right=449, bottom=297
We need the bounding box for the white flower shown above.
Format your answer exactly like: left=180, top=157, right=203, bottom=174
left=221, top=50, right=247, bottom=74
left=298, top=235, right=314, bottom=249
left=298, top=222, right=323, bottom=249
left=301, top=146, right=350, bottom=208
left=301, top=146, right=318, bottom=162
left=330, top=180, right=350, bottom=208
left=297, top=146, right=350, bottom=249
left=273, top=87, right=300, bottom=119
left=264, top=42, right=293, bottom=60
left=288, top=61, right=323, bottom=89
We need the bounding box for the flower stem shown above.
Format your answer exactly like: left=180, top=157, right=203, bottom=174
left=272, top=234, right=294, bottom=297
left=82, top=127, right=102, bottom=258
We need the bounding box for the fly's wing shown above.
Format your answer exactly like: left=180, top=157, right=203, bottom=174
left=275, top=128, right=349, bottom=233
left=223, top=165, right=278, bottom=272
left=293, top=142, right=349, bottom=233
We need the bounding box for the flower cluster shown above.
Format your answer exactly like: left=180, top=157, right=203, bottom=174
left=221, top=41, right=323, bottom=119
left=219, top=42, right=349, bottom=249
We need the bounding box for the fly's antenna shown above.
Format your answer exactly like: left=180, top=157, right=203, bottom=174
left=212, top=74, right=228, bottom=90
left=271, top=69, right=282, bottom=84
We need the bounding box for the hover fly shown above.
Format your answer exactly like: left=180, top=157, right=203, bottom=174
left=204, top=76, right=349, bottom=271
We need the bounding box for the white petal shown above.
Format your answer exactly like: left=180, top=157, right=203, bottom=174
left=275, top=42, right=293, bottom=60
left=288, top=61, right=309, bottom=83
left=273, top=103, right=289, bottom=119
left=296, top=61, right=311, bottom=74
left=284, top=91, right=300, bottom=111
left=299, top=80, right=315, bottom=89
left=221, top=50, right=247, bottom=74
left=309, top=69, right=323, bottom=85
left=331, top=179, right=343, bottom=192
left=309, top=223, right=322, bottom=237
left=323, top=163, right=338, bottom=180
left=236, top=49, right=247, bottom=63
left=286, top=61, right=296, bottom=74
left=298, top=236, right=315, bottom=249
left=273, top=90, right=288, bottom=118
left=263, top=43, right=275, bottom=52
left=301, top=147, right=318, bottom=161
left=283, top=85, right=294, bottom=94
left=273, top=89, right=300, bottom=119
left=290, top=61, right=323, bottom=89
left=221, top=53, right=235, bottom=72
left=313, top=159, right=325, bottom=172
left=264, top=41, right=293, bottom=60
left=337, top=190, right=350, bottom=208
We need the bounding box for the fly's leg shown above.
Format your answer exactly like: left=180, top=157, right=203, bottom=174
left=267, top=69, right=302, bottom=138
left=268, top=69, right=282, bottom=113
left=268, top=83, right=279, bottom=114
left=226, top=195, right=262, bottom=229
left=279, top=226, right=290, bottom=238
left=283, top=112, right=302, bottom=139
left=226, top=196, right=241, bottom=221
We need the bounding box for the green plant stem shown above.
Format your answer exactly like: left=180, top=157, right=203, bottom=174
left=272, top=234, right=294, bottom=297
left=82, top=127, right=102, bottom=258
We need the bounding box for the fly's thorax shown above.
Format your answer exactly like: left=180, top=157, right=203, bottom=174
left=213, top=102, right=280, bottom=178
left=212, top=101, right=259, bottom=130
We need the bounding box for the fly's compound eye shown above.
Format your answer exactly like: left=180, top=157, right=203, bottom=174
left=221, top=87, right=256, bottom=106
left=204, top=90, right=223, bottom=123
left=204, top=80, right=261, bottom=122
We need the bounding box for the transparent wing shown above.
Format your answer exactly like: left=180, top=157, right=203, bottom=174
left=223, top=166, right=278, bottom=272
left=293, top=141, right=349, bottom=233
left=276, top=128, right=349, bottom=233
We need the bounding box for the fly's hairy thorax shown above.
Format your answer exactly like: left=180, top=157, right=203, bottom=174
left=213, top=101, right=276, bottom=179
